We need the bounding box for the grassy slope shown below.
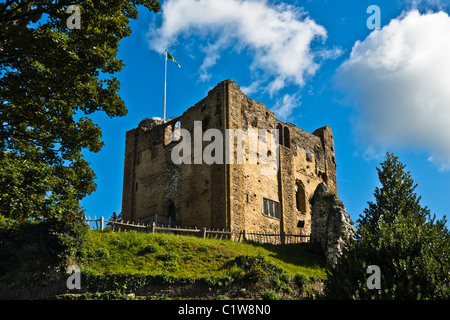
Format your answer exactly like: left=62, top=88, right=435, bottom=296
left=78, top=229, right=326, bottom=280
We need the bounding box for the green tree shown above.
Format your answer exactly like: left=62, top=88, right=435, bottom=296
left=0, top=1, right=160, bottom=222
left=325, top=152, right=450, bottom=299
left=357, top=152, right=430, bottom=235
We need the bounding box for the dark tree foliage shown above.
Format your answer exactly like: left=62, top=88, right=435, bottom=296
left=325, top=152, right=450, bottom=299
left=0, top=1, right=160, bottom=222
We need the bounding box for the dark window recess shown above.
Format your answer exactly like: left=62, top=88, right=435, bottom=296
left=283, top=127, right=291, bottom=149
left=168, top=202, right=176, bottom=227
left=295, top=182, right=307, bottom=212
left=276, top=123, right=291, bottom=149
left=276, top=123, right=283, bottom=146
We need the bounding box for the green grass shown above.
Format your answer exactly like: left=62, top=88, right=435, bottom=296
left=77, top=229, right=326, bottom=280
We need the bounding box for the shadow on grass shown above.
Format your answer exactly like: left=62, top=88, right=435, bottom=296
left=242, top=241, right=327, bottom=272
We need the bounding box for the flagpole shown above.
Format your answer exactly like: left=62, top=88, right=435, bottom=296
left=164, top=49, right=167, bottom=121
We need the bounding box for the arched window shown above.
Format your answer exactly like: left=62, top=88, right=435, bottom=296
left=276, top=123, right=283, bottom=146
left=172, top=121, right=181, bottom=142
left=295, top=180, right=306, bottom=212
left=283, top=126, right=290, bottom=149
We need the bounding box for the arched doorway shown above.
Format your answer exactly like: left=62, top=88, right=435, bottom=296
left=168, top=201, right=176, bottom=227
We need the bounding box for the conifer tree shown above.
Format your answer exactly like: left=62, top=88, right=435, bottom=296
left=325, top=152, right=450, bottom=299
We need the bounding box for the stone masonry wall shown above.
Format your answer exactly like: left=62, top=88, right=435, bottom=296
left=121, top=83, right=229, bottom=229
left=122, top=79, right=339, bottom=240
left=225, top=80, right=337, bottom=235
left=310, top=182, right=354, bottom=265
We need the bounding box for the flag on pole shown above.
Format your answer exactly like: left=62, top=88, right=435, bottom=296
left=164, top=50, right=181, bottom=121
left=166, top=51, right=181, bottom=68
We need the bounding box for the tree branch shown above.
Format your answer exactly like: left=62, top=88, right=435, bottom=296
left=0, top=0, right=15, bottom=18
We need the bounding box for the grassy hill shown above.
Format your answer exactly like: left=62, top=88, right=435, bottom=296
left=70, top=229, right=326, bottom=300
left=0, top=222, right=327, bottom=300
left=80, top=229, right=325, bottom=278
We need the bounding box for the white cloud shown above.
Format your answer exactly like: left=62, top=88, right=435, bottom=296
left=198, top=40, right=227, bottom=82
left=148, top=0, right=338, bottom=103
left=270, top=93, right=301, bottom=121
left=241, top=80, right=264, bottom=96
left=335, top=10, right=450, bottom=170
left=404, top=0, right=448, bottom=10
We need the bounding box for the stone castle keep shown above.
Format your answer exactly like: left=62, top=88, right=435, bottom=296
left=121, top=79, right=343, bottom=239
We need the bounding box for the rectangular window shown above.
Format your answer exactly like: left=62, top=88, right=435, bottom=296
left=262, top=198, right=280, bottom=219
left=274, top=202, right=280, bottom=218
left=263, top=198, right=268, bottom=215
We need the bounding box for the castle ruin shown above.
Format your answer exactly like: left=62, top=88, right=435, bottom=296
left=121, top=79, right=340, bottom=239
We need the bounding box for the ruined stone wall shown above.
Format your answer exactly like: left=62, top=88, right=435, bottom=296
left=122, top=79, right=338, bottom=237
left=224, top=80, right=337, bottom=235
left=228, top=82, right=282, bottom=234
left=310, top=183, right=354, bottom=265
left=312, top=126, right=337, bottom=193
left=289, top=125, right=337, bottom=235
left=121, top=83, right=229, bottom=229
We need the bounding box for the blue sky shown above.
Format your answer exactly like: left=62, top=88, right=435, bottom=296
left=81, top=0, right=450, bottom=227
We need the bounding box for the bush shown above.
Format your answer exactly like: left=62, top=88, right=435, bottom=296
left=111, top=239, right=130, bottom=250
left=153, top=272, right=175, bottom=285
left=0, top=218, right=87, bottom=276
left=203, top=274, right=234, bottom=288
left=229, top=255, right=291, bottom=291
left=93, top=248, right=109, bottom=259
left=139, top=244, right=158, bottom=255
left=82, top=272, right=178, bottom=293
left=261, top=290, right=279, bottom=300
left=279, top=272, right=291, bottom=284
left=157, top=237, right=168, bottom=246
left=183, top=254, right=194, bottom=261
left=156, top=252, right=177, bottom=261
left=294, top=272, right=309, bottom=290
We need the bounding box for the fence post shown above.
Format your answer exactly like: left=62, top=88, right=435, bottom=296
left=281, top=231, right=286, bottom=245
left=100, top=216, right=104, bottom=232
left=151, top=222, right=156, bottom=234
left=202, top=227, right=207, bottom=239
left=242, top=230, right=246, bottom=242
